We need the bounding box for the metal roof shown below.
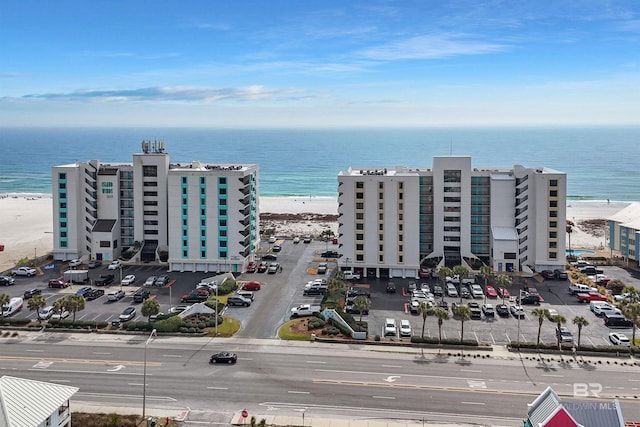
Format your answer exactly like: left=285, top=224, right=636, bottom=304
left=609, top=202, right=640, bottom=231
left=492, top=226, right=518, bottom=241
left=0, top=376, right=78, bottom=427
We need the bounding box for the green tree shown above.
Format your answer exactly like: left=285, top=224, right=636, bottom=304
left=621, top=303, right=640, bottom=346
left=531, top=308, right=550, bottom=347
left=606, top=279, right=626, bottom=295
left=552, top=314, right=567, bottom=348
left=141, top=299, right=161, bottom=323
left=621, top=285, right=640, bottom=303
left=495, top=274, right=513, bottom=303
left=417, top=301, right=432, bottom=338
left=572, top=316, right=589, bottom=349
left=433, top=307, right=450, bottom=344
left=452, top=265, right=470, bottom=302
left=65, top=294, right=85, bottom=321
left=453, top=305, right=472, bottom=344
left=327, top=277, right=346, bottom=296
left=479, top=265, right=494, bottom=288
left=27, top=294, right=47, bottom=324
left=352, top=295, right=371, bottom=322
left=52, top=298, right=67, bottom=319
left=0, top=293, right=10, bottom=317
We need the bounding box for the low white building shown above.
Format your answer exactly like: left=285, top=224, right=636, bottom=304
left=0, top=375, right=78, bottom=427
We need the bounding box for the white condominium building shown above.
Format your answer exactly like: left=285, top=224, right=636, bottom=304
left=51, top=140, right=259, bottom=273
left=337, top=156, right=566, bottom=279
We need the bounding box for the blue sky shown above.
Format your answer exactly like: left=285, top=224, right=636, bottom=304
left=1, top=0, right=639, bottom=127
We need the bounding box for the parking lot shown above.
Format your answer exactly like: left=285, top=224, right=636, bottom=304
left=2, top=244, right=639, bottom=347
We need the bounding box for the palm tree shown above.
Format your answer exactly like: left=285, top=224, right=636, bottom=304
left=433, top=307, right=450, bottom=344
left=352, top=295, right=371, bottom=322
left=417, top=301, right=432, bottom=338
left=566, top=221, right=573, bottom=253
left=531, top=308, right=550, bottom=347
left=622, top=303, right=640, bottom=346
left=495, top=274, right=513, bottom=303
left=552, top=314, right=567, bottom=348
left=141, top=299, right=160, bottom=324
left=438, top=267, right=453, bottom=301
left=572, top=316, right=589, bottom=349
left=65, top=294, right=85, bottom=321
left=453, top=305, right=472, bottom=344
left=479, top=265, right=494, bottom=288
left=0, top=293, right=9, bottom=317
left=27, top=294, right=47, bottom=324
left=52, top=299, right=66, bottom=320
left=622, top=286, right=640, bottom=303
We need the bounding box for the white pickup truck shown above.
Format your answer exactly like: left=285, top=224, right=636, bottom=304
left=290, top=304, right=322, bottom=318
left=343, top=270, right=361, bottom=280
left=568, top=283, right=598, bottom=295
left=11, top=266, right=36, bottom=277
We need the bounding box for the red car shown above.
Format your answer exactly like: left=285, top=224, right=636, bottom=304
left=257, top=262, right=268, bottom=273
left=577, top=291, right=608, bottom=303
left=497, top=287, right=510, bottom=298
left=242, top=281, right=261, bottom=291
left=525, top=286, right=544, bottom=302
left=48, top=279, right=69, bottom=288
left=485, top=285, right=498, bottom=298
left=246, top=261, right=257, bottom=273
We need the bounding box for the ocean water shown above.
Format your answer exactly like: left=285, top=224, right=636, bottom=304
left=0, top=126, right=638, bottom=200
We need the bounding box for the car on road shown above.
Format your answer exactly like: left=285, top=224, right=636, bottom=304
left=524, top=286, right=543, bottom=302
left=121, top=274, right=136, bottom=285
left=399, top=320, right=412, bottom=337
left=609, top=332, right=631, bottom=347
left=0, top=275, right=16, bottom=286
left=50, top=310, right=70, bottom=321
left=520, top=293, right=541, bottom=305
left=496, top=304, right=510, bottom=317
left=107, top=260, right=122, bottom=270
left=482, top=303, right=495, bottom=317
left=386, top=282, right=397, bottom=293
left=76, top=286, right=93, bottom=297
left=267, top=262, right=279, bottom=274
left=317, top=262, right=328, bottom=274
left=272, top=244, right=281, bottom=252
left=209, top=352, right=238, bottom=364
left=48, top=279, right=69, bottom=289
left=241, top=281, right=261, bottom=291
left=154, top=275, right=171, bottom=286
left=510, top=305, right=526, bottom=318
left=38, top=306, right=55, bottom=320
left=107, top=290, right=125, bottom=301
left=268, top=236, right=277, bottom=243
left=227, top=295, right=251, bottom=307
left=262, top=253, right=278, bottom=261
left=321, top=250, right=340, bottom=258
left=485, top=285, right=498, bottom=298
left=119, top=307, right=136, bottom=321
left=68, top=259, right=83, bottom=267
left=257, top=262, right=268, bottom=273
left=303, top=236, right=312, bottom=243
left=87, top=260, right=102, bottom=269
left=23, top=288, right=42, bottom=299
left=85, top=289, right=105, bottom=301
left=540, top=270, right=555, bottom=280
left=144, top=276, right=157, bottom=287
left=246, top=261, right=257, bottom=273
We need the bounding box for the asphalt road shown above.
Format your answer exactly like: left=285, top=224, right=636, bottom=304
left=1, top=333, right=639, bottom=424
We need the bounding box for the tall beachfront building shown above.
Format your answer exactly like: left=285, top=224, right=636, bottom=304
left=337, top=156, right=566, bottom=279
left=51, top=141, right=259, bottom=273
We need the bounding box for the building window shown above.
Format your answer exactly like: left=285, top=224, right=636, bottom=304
left=378, top=182, right=383, bottom=189
left=356, top=223, right=364, bottom=230
left=379, top=213, right=383, bottom=220
left=399, top=235, right=403, bottom=241
left=550, top=180, right=558, bottom=186
left=378, top=193, right=383, bottom=199
left=549, top=200, right=558, bottom=208
left=143, top=165, right=158, bottom=177
left=379, top=255, right=384, bottom=262
left=60, top=212, right=67, bottom=218
left=201, top=240, right=207, bottom=247
left=183, top=219, right=187, bottom=226
left=60, top=231, right=67, bottom=238
left=59, top=192, right=66, bottom=199
left=60, top=202, right=66, bottom=208
left=549, top=221, right=557, bottom=228
left=444, top=170, right=461, bottom=183
left=399, top=213, right=403, bottom=220
left=220, top=230, right=227, bottom=237
left=59, top=172, right=66, bottom=179
left=356, top=244, right=363, bottom=250
left=550, top=190, right=557, bottom=197
left=200, top=177, right=206, bottom=184
left=183, top=250, right=188, bottom=257
left=144, top=191, right=158, bottom=196
left=219, top=220, right=227, bottom=227
left=399, top=182, right=403, bottom=189
left=219, top=177, right=227, bottom=184
left=399, top=245, right=403, bottom=252
left=356, top=254, right=364, bottom=261
left=398, top=203, right=403, bottom=210
left=399, top=224, right=403, bottom=231
left=219, top=199, right=227, bottom=205
left=183, top=239, right=187, bottom=246
left=143, top=181, right=157, bottom=187
left=220, top=209, right=227, bottom=216
left=356, top=192, right=364, bottom=199
left=399, top=255, right=403, bottom=263
left=201, top=208, right=206, bottom=215
left=356, top=213, right=364, bottom=220
left=219, top=188, right=227, bottom=195
left=549, top=242, right=557, bottom=248
left=201, top=250, right=206, bottom=258
left=201, top=230, right=205, bottom=237
left=379, top=244, right=384, bottom=251
left=379, top=223, right=383, bottom=231
left=549, top=251, right=557, bottom=259
left=379, top=234, right=383, bottom=240
left=183, top=208, right=187, bottom=215
left=60, top=222, right=67, bottom=228
left=356, top=203, right=364, bottom=210
left=549, top=231, right=557, bottom=238
left=182, top=188, right=187, bottom=195
left=379, top=203, right=384, bottom=209
left=201, top=219, right=205, bottom=226
left=356, top=233, right=364, bottom=240
left=60, top=241, right=67, bottom=248
left=220, top=241, right=227, bottom=247
left=356, top=181, right=364, bottom=188
left=182, top=177, right=187, bottom=184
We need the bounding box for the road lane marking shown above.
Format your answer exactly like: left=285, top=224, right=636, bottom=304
left=93, top=352, right=111, bottom=355
left=460, top=369, right=482, bottom=373
left=306, top=361, right=326, bottom=364
left=372, top=396, right=395, bottom=399
left=128, top=383, right=148, bottom=386
left=381, top=365, right=403, bottom=368
left=628, top=379, right=640, bottom=382
left=0, top=355, right=161, bottom=366
left=26, top=350, right=44, bottom=353
left=206, top=386, right=228, bottom=390
left=163, top=354, right=182, bottom=358
left=461, top=401, right=485, bottom=405
left=467, top=380, right=487, bottom=389
left=287, top=391, right=309, bottom=394
left=542, top=374, right=563, bottom=377
left=315, top=369, right=484, bottom=381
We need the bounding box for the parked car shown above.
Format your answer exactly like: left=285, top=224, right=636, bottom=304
left=386, top=282, right=397, bottom=293
left=556, top=326, right=574, bottom=343
left=227, top=295, right=251, bottom=307
left=11, top=266, right=36, bottom=277
left=576, top=291, right=608, bottom=303
left=540, top=270, right=555, bottom=280
left=482, top=303, right=495, bottom=317
left=604, top=315, right=634, bottom=328
left=144, top=276, right=157, bottom=286
left=609, top=332, right=631, bottom=347
left=169, top=305, right=191, bottom=314
left=317, top=263, right=328, bottom=275
left=38, top=306, right=55, bottom=320
left=181, top=291, right=208, bottom=303
left=154, top=275, right=171, bottom=286
left=510, top=305, right=526, bottom=318
left=470, top=284, right=484, bottom=298
left=496, top=304, right=510, bottom=317
left=76, top=286, right=93, bottom=297
left=50, top=310, right=70, bottom=321
left=468, top=302, right=482, bottom=319
left=119, top=307, right=136, bottom=322
left=272, top=244, right=281, bottom=252
left=345, top=303, right=370, bottom=315
left=554, top=269, right=568, bottom=280
left=0, top=275, right=16, bottom=286
left=321, top=250, right=339, bottom=258
left=520, top=293, right=541, bottom=305
left=257, top=262, right=268, bottom=273
left=23, top=288, right=42, bottom=299
left=268, top=236, right=277, bottom=243
left=85, top=289, right=105, bottom=301
left=446, top=284, right=458, bottom=298
left=384, top=318, right=397, bottom=336
left=433, top=285, right=443, bottom=296
left=133, top=289, right=151, bottom=303
left=107, top=290, right=125, bottom=301
left=460, top=286, right=471, bottom=299
left=262, top=254, right=278, bottom=261
left=267, top=262, right=279, bottom=274
left=303, top=236, right=312, bottom=243
left=209, top=352, right=238, bottom=364
left=399, top=320, right=412, bottom=337
left=293, top=236, right=300, bottom=244
left=121, top=274, right=136, bottom=286
left=107, top=260, right=122, bottom=270
left=94, top=274, right=115, bottom=286
left=485, top=285, right=498, bottom=298
left=241, top=281, right=261, bottom=291
left=87, top=260, right=102, bottom=269
left=48, top=279, right=69, bottom=289
left=68, top=259, right=83, bottom=267
left=497, top=288, right=510, bottom=298
left=246, top=261, right=257, bottom=273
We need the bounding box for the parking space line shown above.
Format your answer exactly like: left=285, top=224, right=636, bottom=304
left=489, top=332, right=496, bottom=344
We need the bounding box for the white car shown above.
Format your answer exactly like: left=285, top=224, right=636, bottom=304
left=51, top=310, right=70, bottom=320
left=594, top=304, right=622, bottom=317
left=68, top=259, right=83, bottom=267
left=293, top=236, right=300, bottom=244
left=107, top=290, right=125, bottom=301
left=38, top=306, right=55, bottom=320
left=614, top=292, right=631, bottom=302
left=107, top=260, right=122, bottom=270
left=384, top=318, right=397, bottom=336
left=446, top=284, right=458, bottom=297
left=144, top=276, right=157, bottom=287
left=399, top=320, right=412, bottom=337
left=609, top=332, right=631, bottom=347
left=121, top=274, right=136, bottom=286
left=470, top=284, right=484, bottom=298
left=268, top=236, right=277, bottom=243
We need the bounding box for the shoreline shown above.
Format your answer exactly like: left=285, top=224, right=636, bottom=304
left=0, top=195, right=629, bottom=272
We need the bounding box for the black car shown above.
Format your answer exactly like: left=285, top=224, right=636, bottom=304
left=321, top=250, right=340, bottom=258
left=554, top=269, right=569, bottom=280
left=262, top=254, right=278, bottom=261
left=133, top=289, right=151, bottom=303
left=520, top=294, right=541, bottom=305
left=94, top=274, right=115, bottom=286
left=181, top=292, right=208, bottom=303
left=385, top=282, right=397, bottom=293
left=154, top=275, right=171, bottom=286
left=85, top=289, right=105, bottom=301
left=209, top=352, right=238, bottom=364
left=345, top=304, right=369, bottom=315
left=0, top=275, right=16, bottom=286
left=496, top=304, right=510, bottom=317
left=23, top=288, right=42, bottom=299
left=437, top=300, right=449, bottom=310
left=346, top=288, right=371, bottom=299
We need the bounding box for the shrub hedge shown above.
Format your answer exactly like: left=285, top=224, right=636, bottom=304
left=411, top=336, right=479, bottom=346
left=0, top=318, right=31, bottom=326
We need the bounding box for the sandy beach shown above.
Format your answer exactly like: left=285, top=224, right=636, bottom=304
left=0, top=195, right=628, bottom=272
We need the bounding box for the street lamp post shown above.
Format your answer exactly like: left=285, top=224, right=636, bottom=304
left=119, top=266, right=123, bottom=291
left=516, top=290, right=524, bottom=349
left=142, top=329, right=157, bottom=424
left=215, top=284, right=219, bottom=336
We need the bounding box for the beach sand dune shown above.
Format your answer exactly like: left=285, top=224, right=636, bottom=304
left=0, top=196, right=627, bottom=272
